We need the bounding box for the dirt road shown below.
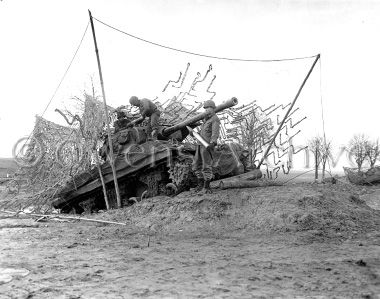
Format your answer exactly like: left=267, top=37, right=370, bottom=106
left=0, top=182, right=379, bottom=298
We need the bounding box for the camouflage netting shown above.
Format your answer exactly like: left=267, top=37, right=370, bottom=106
left=1, top=84, right=207, bottom=212
left=1, top=95, right=111, bottom=212
left=18, top=117, right=84, bottom=207
left=1, top=63, right=308, bottom=211
left=150, top=63, right=306, bottom=177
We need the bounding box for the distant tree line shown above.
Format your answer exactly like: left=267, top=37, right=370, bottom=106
left=348, top=134, right=379, bottom=171
left=308, top=134, right=379, bottom=180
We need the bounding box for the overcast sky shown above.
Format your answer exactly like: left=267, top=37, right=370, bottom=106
left=1, top=0, right=380, bottom=160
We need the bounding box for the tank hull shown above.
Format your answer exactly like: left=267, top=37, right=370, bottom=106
left=53, top=141, right=188, bottom=212
left=53, top=140, right=247, bottom=213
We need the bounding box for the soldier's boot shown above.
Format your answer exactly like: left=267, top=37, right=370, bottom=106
left=191, top=177, right=204, bottom=193
left=151, top=129, right=158, bottom=141
left=201, top=179, right=212, bottom=194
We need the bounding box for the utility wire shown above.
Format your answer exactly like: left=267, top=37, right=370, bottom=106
left=41, top=21, right=90, bottom=117
left=93, top=16, right=318, bottom=63
left=318, top=57, right=334, bottom=178
left=319, top=57, right=327, bottom=143
left=15, top=21, right=89, bottom=160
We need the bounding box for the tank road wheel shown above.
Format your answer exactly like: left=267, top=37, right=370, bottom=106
left=165, top=183, right=178, bottom=196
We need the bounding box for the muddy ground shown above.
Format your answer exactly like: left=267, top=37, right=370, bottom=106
left=0, top=181, right=380, bottom=298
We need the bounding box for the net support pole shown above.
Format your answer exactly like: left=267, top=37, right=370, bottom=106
left=88, top=10, right=122, bottom=208
left=94, top=149, right=110, bottom=210
left=257, top=54, right=321, bottom=169
left=90, top=86, right=110, bottom=211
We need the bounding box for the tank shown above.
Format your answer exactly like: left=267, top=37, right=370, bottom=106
left=53, top=97, right=248, bottom=213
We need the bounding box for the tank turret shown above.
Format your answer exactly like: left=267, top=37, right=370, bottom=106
left=99, top=97, right=238, bottom=160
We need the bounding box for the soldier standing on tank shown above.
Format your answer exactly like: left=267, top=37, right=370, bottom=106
left=128, top=96, right=161, bottom=141
left=191, top=100, right=220, bottom=194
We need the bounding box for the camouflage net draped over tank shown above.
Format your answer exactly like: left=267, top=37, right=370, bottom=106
left=1, top=95, right=110, bottom=212
left=155, top=63, right=307, bottom=178
left=3, top=62, right=309, bottom=211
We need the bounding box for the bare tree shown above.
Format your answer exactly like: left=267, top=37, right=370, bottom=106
left=308, top=136, right=332, bottom=181
left=241, top=109, right=272, bottom=168
left=348, top=134, right=369, bottom=171
left=308, top=136, right=323, bottom=180
left=365, top=139, right=380, bottom=168
left=320, top=140, right=332, bottom=180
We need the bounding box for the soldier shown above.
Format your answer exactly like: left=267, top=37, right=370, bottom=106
left=113, top=108, right=130, bottom=133
left=191, top=100, right=220, bottom=194
left=128, top=96, right=161, bottom=141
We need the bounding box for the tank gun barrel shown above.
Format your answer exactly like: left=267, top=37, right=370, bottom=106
left=162, top=97, right=238, bottom=137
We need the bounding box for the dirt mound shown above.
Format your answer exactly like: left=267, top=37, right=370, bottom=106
left=98, top=194, right=231, bottom=233
left=240, top=187, right=379, bottom=233
left=95, top=184, right=380, bottom=235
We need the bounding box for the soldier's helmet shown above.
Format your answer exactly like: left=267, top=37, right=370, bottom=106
left=203, top=100, right=216, bottom=109
left=129, top=96, right=140, bottom=106
left=115, top=106, right=128, bottom=118
left=116, top=110, right=127, bottom=119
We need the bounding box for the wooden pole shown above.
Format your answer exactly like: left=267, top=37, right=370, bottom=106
left=217, top=180, right=282, bottom=190
left=0, top=210, right=127, bottom=226
left=257, top=54, right=321, bottom=169
left=90, top=83, right=110, bottom=210
left=88, top=10, right=122, bottom=208
left=94, top=150, right=110, bottom=210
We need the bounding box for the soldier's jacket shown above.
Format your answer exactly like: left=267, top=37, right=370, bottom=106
left=199, top=114, right=220, bottom=144
left=138, top=98, right=159, bottom=117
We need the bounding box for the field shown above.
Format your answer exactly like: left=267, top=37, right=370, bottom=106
left=0, top=174, right=379, bottom=298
